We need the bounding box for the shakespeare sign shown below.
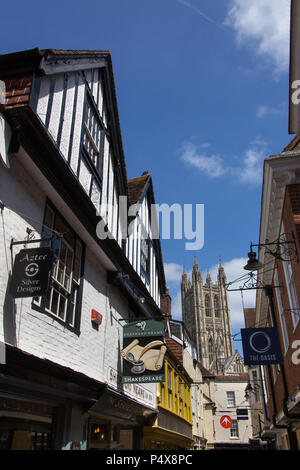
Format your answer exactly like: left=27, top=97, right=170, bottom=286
left=121, top=320, right=166, bottom=384
left=10, top=247, right=54, bottom=298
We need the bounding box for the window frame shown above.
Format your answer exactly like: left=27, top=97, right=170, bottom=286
left=280, top=229, right=299, bottom=331
left=226, top=391, right=236, bottom=408
left=78, top=86, right=107, bottom=212
left=32, top=200, right=85, bottom=334
left=230, top=420, right=239, bottom=438
left=140, top=224, right=151, bottom=282
left=274, top=269, right=289, bottom=353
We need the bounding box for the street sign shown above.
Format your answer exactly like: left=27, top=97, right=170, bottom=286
left=241, top=327, right=283, bottom=365
left=9, top=247, right=54, bottom=298
left=220, top=415, right=232, bottom=429
left=237, top=408, right=248, bottom=420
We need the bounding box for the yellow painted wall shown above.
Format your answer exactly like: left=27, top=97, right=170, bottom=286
left=157, top=359, right=192, bottom=424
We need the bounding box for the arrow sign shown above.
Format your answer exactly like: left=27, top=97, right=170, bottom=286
left=220, top=415, right=232, bottom=429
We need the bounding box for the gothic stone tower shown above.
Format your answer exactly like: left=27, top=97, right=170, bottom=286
left=181, top=258, right=234, bottom=375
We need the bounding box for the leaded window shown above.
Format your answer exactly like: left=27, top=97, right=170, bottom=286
left=33, top=203, right=84, bottom=331
left=83, top=98, right=102, bottom=168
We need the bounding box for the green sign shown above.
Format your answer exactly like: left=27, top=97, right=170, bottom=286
left=121, top=320, right=166, bottom=383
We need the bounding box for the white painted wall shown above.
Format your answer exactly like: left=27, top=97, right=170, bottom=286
left=213, top=379, right=253, bottom=445
left=0, top=152, right=156, bottom=410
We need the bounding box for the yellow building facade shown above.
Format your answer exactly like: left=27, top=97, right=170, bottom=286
left=143, top=350, right=193, bottom=450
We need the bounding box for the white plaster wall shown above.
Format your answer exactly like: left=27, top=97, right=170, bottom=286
left=0, top=154, right=156, bottom=409
left=214, top=380, right=253, bottom=444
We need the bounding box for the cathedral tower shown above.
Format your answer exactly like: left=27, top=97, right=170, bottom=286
left=181, top=258, right=239, bottom=375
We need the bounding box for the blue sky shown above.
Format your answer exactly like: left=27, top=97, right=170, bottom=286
left=0, top=0, right=292, bottom=350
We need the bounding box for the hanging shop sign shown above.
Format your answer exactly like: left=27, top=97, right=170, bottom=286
left=9, top=247, right=54, bottom=298
left=240, top=327, right=283, bottom=365
left=121, top=320, right=167, bottom=384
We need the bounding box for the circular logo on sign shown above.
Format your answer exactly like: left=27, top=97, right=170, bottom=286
left=25, top=263, right=39, bottom=277
left=249, top=331, right=271, bottom=354
left=220, top=415, right=232, bottom=429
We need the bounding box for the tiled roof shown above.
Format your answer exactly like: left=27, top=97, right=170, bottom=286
left=199, top=364, right=214, bottom=377
left=0, top=48, right=128, bottom=183
left=40, top=49, right=110, bottom=55
left=282, top=135, right=300, bottom=152
left=165, top=337, right=183, bottom=365
left=127, top=173, right=151, bottom=206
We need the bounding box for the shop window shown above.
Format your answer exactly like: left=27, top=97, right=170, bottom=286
left=32, top=203, right=84, bottom=332
left=30, top=432, right=51, bottom=450
left=91, top=424, right=108, bottom=443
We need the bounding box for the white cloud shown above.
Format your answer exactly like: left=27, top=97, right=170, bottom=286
left=257, top=102, right=286, bottom=119
left=225, top=0, right=291, bottom=74
left=180, top=139, right=267, bottom=185
left=181, top=142, right=226, bottom=178
left=164, top=262, right=184, bottom=284
left=237, top=139, right=267, bottom=184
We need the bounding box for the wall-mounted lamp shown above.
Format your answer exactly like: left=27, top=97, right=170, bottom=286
left=244, top=382, right=253, bottom=400
left=244, top=232, right=299, bottom=271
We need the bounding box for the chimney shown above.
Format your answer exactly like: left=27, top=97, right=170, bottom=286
left=161, top=288, right=172, bottom=317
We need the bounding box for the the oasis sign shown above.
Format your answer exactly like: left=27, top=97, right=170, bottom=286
left=241, top=327, right=283, bottom=366
left=10, top=247, right=54, bottom=298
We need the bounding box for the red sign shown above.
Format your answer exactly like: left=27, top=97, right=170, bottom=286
left=220, top=415, right=232, bottom=429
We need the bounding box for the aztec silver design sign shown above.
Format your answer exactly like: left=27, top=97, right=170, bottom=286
left=9, top=247, right=54, bottom=298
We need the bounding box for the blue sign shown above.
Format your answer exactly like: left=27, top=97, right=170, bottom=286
left=241, top=328, right=283, bottom=365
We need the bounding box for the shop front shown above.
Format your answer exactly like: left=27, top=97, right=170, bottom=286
left=0, top=397, right=54, bottom=450
left=87, top=386, right=157, bottom=450
left=0, top=345, right=157, bottom=450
